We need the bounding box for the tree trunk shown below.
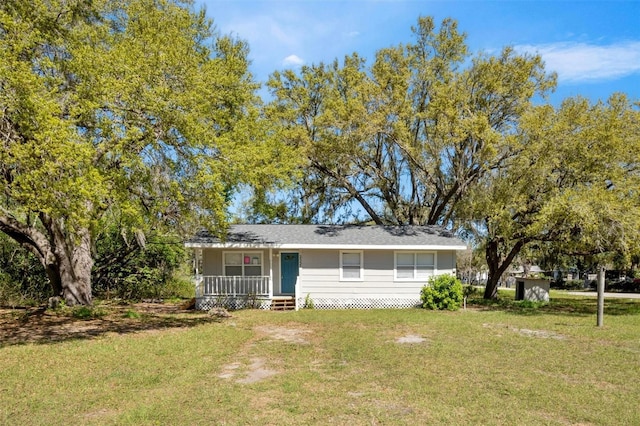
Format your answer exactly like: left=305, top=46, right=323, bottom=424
left=484, top=240, right=502, bottom=299
left=484, top=272, right=500, bottom=299
left=46, top=227, right=94, bottom=306
left=0, top=214, right=94, bottom=306
left=596, top=266, right=605, bottom=327
left=484, top=238, right=526, bottom=299
left=45, top=251, right=93, bottom=306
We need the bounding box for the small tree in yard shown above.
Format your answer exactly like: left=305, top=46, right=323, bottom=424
left=421, top=274, right=463, bottom=311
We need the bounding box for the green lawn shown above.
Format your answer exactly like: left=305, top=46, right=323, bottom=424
left=1, top=295, right=639, bottom=425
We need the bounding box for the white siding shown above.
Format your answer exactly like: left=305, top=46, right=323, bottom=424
left=202, top=247, right=458, bottom=303
left=298, top=249, right=457, bottom=300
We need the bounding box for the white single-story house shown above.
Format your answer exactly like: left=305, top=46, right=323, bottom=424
left=185, top=224, right=467, bottom=310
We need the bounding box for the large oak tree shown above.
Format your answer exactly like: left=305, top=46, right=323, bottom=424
left=0, top=0, right=290, bottom=305
left=461, top=95, right=640, bottom=298
left=263, top=17, right=554, bottom=226
left=263, top=16, right=640, bottom=300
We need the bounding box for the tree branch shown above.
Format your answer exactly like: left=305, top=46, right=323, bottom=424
left=310, top=160, right=384, bottom=225
left=0, top=211, right=51, bottom=265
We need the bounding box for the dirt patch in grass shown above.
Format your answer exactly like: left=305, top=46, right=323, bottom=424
left=218, top=358, right=279, bottom=384
left=395, top=334, right=427, bottom=344
left=0, top=302, right=215, bottom=346
left=254, top=325, right=312, bottom=344
left=483, top=323, right=566, bottom=340
left=236, top=358, right=278, bottom=384
left=216, top=325, right=313, bottom=384
left=82, top=408, right=120, bottom=420
left=215, top=324, right=313, bottom=385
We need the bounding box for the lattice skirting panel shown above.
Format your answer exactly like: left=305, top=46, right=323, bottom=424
left=196, top=296, right=421, bottom=310
left=196, top=296, right=271, bottom=311
left=299, top=297, right=421, bottom=310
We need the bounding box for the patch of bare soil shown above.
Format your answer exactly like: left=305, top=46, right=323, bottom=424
left=216, top=325, right=312, bottom=385
left=483, top=323, right=566, bottom=340
left=82, top=408, right=120, bottom=420
left=254, top=325, right=312, bottom=344
left=235, top=358, right=278, bottom=384
left=395, top=334, right=428, bottom=344
left=0, top=301, right=214, bottom=347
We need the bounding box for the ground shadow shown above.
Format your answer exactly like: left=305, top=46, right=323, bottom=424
left=0, top=302, right=221, bottom=348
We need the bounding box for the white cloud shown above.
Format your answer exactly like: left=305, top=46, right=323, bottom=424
left=214, top=5, right=368, bottom=80
left=283, top=54, right=305, bottom=67
left=515, top=41, right=640, bottom=83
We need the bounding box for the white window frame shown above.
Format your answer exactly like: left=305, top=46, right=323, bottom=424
left=222, top=251, right=263, bottom=277
left=340, top=250, right=364, bottom=281
left=394, top=251, right=436, bottom=281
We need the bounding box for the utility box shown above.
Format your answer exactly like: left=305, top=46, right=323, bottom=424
left=515, top=278, right=550, bottom=302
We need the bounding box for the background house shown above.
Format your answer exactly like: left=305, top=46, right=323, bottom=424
left=186, top=224, right=467, bottom=310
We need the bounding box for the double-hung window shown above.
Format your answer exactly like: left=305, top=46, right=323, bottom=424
left=340, top=251, right=363, bottom=281
left=395, top=252, right=435, bottom=281
left=224, top=252, right=262, bottom=276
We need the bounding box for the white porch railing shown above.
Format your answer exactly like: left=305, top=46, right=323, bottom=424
left=195, top=276, right=270, bottom=298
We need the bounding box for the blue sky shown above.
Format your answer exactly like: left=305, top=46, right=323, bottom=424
left=198, top=0, right=640, bottom=105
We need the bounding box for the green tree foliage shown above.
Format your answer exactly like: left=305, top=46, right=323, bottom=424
left=0, top=216, right=191, bottom=305
left=0, top=0, right=292, bottom=305
left=461, top=95, right=640, bottom=298
left=420, top=274, right=463, bottom=311
left=264, top=17, right=554, bottom=224
left=0, top=233, right=49, bottom=305
left=92, top=219, right=190, bottom=300
left=263, top=15, right=640, bottom=300
left=0, top=225, right=193, bottom=305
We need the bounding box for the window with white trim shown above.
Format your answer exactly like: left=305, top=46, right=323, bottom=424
left=395, top=252, right=435, bottom=280
left=340, top=251, right=363, bottom=281
left=224, top=252, right=262, bottom=276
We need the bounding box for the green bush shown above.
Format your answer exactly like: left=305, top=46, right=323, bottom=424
left=159, top=277, right=194, bottom=299
left=92, top=226, right=189, bottom=300
left=0, top=234, right=50, bottom=306
left=463, top=284, right=478, bottom=299
left=420, top=274, right=463, bottom=311
left=551, top=279, right=584, bottom=290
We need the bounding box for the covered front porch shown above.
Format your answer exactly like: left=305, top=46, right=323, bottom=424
left=191, top=247, right=300, bottom=310
left=194, top=275, right=299, bottom=310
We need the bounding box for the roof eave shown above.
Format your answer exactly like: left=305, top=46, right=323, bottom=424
left=185, top=242, right=468, bottom=251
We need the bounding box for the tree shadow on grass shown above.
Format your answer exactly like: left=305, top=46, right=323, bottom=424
left=468, top=296, right=640, bottom=318
left=0, top=302, right=223, bottom=348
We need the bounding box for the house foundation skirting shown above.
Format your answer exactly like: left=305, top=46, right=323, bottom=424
left=196, top=296, right=271, bottom=311
left=196, top=296, right=422, bottom=311
left=301, top=297, right=422, bottom=310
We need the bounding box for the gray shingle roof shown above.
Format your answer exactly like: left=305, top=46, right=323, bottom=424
left=186, top=225, right=466, bottom=249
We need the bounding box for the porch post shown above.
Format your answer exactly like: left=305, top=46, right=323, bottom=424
left=194, top=248, right=202, bottom=298
left=194, top=248, right=202, bottom=276
left=269, top=247, right=273, bottom=299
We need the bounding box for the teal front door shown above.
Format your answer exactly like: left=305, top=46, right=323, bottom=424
left=280, top=253, right=299, bottom=294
